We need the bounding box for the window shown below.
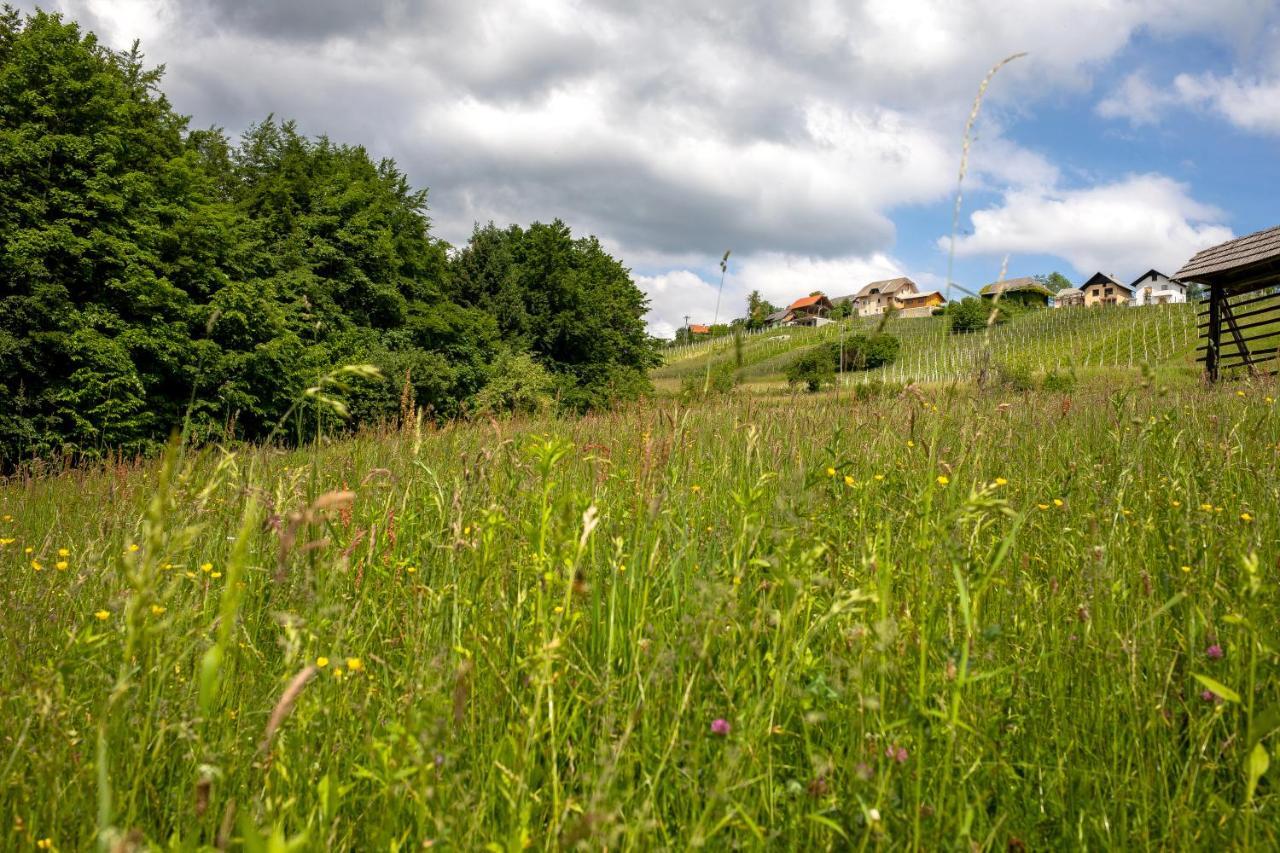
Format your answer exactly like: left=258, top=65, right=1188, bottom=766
left=1105, top=287, right=1113, bottom=295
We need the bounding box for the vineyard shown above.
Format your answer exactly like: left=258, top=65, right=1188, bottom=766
left=655, top=303, right=1204, bottom=389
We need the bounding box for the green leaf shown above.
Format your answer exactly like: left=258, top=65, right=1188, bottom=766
left=1245, top=743, right=1269, bottom=803
left=1193, top=674, right=1241, bottom=703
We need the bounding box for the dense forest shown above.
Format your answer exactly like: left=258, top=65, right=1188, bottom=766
left=0, top=8, right=657, bottom=465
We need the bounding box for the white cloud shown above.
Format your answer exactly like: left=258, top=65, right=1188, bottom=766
left=21, top=0, right=1276, bottom=328
left=946, top=174, right=1233, bottom=276
left=1098, top=67, right=1280, bottom=136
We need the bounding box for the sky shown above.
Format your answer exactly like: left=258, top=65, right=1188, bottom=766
left=21, top=0, right=1280, bottom=338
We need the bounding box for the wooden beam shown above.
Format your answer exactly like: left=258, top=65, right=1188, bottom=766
left=1205, top=283, right=1222, bottom=382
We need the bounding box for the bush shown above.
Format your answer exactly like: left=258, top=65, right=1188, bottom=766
left=786, top=348, right=835, bottom=392
left=838, top=334, right=900, bottom=371
left=679, top=361, right=737, bottom=400
left=473, top=351, right=555, bottom=416
left=1040, top=369, right=1077, bottom=393
left=851, top=380, right=904, bottom=402
left=996, top=362, right=1035, bottom=391
left=948, top=297, right=1008, bottom=334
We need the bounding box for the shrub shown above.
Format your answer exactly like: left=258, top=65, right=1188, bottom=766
left=1040, top=368, right=1077, bottom=393
left=852, top=379, right=904, bottom=401
left=996, top=362, right=1035, bottom=391
left=838, top=334, right=900, bottom=371
left=948, top=297, right=1008, bottom=334
left=786, top=348, right=835, bottom=392
left=473, top=351, right=555, bottom=416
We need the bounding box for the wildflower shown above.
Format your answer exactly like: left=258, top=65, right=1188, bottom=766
left=1180, top=565, right=1192, bottom=573
left=854, top=762, right=874, bottom=781
left=710, top=718, right=731, bottom=736
left=128, top=543, right=139, bottom=552
left=57, top=548, right=69, bottom=557
left=0, top=538, right=13, bottom=546
left=200, top=562, right=213, bottom=573
left=873, top=474, right=884, bottom=481
left=54, top=560, right=69, bottom=571
left=1206, top=644, right=1224, bottom=660
left=31, top=560, right=42, bottom=571
left=1236, top=390, right=1246, bottom=398
left=405, top=565, right=417, bottom=574
left=867, top=808, right=881, bottom=823
left=936, top=475, right=949, bottom=486
left=994, top=477, right=1008, bottom=487
left=1201, top=689, right=1222, bottom=704
left=1171, top=500, right=1182, bottom=508
left=1200, top=503, right=1213, bottom=512
left=37, top=839, right=52, bottom=850
left=316, top=656, right=330, bottom=668
left=210, top=572, right=222, bottom=579
left=826, top=467, right=836, bottom=478
left=1240, top=512, right=1253, bottom=523
left=150, top=604, right=166, bottom=616
left=844, top=475, right=855, bottom=487
left=1052, top=498, right=1064, bottom=508
left=24, top=546, right=32, bottom=554
left=885, top=744, right=908, bottom=763
left=690, top=485, right=702, bottom=494
left=346, top=657, right=363, bottom=672
left=1037, top=503, right=1049, bottom=511
left=94, top=610, right=110, bottom=621
left=2, top=514, right=11, bottom=522
left=553, top=605, right=564, bottom=614
left=906, top=440, right=915, bottom=448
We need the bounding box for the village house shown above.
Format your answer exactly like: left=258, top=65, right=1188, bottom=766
left=979, top=277, right=1053, bottom=308
left=1053, top=287, right=1085, bottom=308
left=851, top=277, right=918, bottom=316
left=784, top=293, right=833, bottom=326
left=1129, top=269, right=1189, bottom=305
left=1080, top=272, right=1133, bottom=306
left=687, top=324, right=711, bottom=336
left=897, top=290, right=945, bottom=318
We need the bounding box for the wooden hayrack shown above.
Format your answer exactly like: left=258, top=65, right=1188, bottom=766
left=1175, top=225, right=1280, bottom=382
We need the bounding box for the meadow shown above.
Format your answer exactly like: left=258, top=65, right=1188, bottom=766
left=2, top=373, right=1278, bottom=850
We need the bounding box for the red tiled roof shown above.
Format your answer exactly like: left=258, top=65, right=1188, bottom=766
left=688, top=324, right=711, bottom=334
left=788, top=294, right=825, bottom=310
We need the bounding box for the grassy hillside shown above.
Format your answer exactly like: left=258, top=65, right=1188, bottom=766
left=2, top=380, right=1279, bottom=848
left=655, top=303, right=1203, bottom=391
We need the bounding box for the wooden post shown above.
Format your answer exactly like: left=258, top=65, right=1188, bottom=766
left=1205, top=283, right=1222, bottom=382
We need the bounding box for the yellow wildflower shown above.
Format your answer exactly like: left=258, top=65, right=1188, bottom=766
left=1200, top=503, right=1213, bottom=512
left=57, top=548, right=69, bottom=557
left=1037, top=503, right=1050, bottom=511
left=2, top=514, right=11, bottom=522
left=994, top=477, right=1008, bottom=487
left=0, top=538, right=13, bottom=546
left=211, top=571, right=222, bottom=579
left=1236, top=390, right=1246, bottom=397
left=936, top=475, right=949, bottom=486
left=405, top=565, right=416, bottom=574
left=94, top=610, right=110, bottom=621
left=24, top=546, right=33, bottom=554
left=316, top=656, right=330, bottom=668
left=127, top=544, right=139, bottom=553
left=690, top=484, right=702, bottom=494
left=31, top=560, right=42, bottom=571
left=200, top=562, right=213, bottom=573
left=1171, top=500, right=1182, bottom=508
left=37, top=839, right=52, bottom=850
left=1053, top=498, right=1064, bottom=507
left=1241, top=512, right=1254, bottom=523
left=1180, top=565, right=1192, bottom=573
left=346, top=657, right=363, bottom=672
left=874, top=474, right=885, bottom=481
left=826, top=467, right=836, bottom=478
left=844, top=475, right=855, bottom=487
left=150, top=604, right=166, bottom=616
left=55, top=560, right=68, bottom=571
left=906, top=440, right=915, bottom=448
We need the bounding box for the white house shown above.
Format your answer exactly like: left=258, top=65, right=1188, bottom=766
left=1128, top=269, right=1188, bottom=305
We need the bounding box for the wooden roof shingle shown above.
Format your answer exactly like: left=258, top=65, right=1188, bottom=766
left=1174, top=224, right=1280, bottom=282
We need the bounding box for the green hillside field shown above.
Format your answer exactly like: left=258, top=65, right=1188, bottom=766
left=654, top=303, right=1217, bottom=392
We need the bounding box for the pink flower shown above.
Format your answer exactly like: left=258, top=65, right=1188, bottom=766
left=1206, top=644, right=1224, bottom=660
left=710, top=718, right=730, bottom=736
left=885, top=744, right=908, bottom=764
left=1201, top=689, right=1221, bottom=704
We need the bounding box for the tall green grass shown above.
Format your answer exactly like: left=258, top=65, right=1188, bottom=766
left=2, top=379, right=1278, bottom=849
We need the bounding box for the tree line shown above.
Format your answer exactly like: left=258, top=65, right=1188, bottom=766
left=0, top=8, right=657, bottom=465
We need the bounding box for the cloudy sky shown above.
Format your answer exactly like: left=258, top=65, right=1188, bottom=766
left=22, top=0, right=1280, bottom=336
